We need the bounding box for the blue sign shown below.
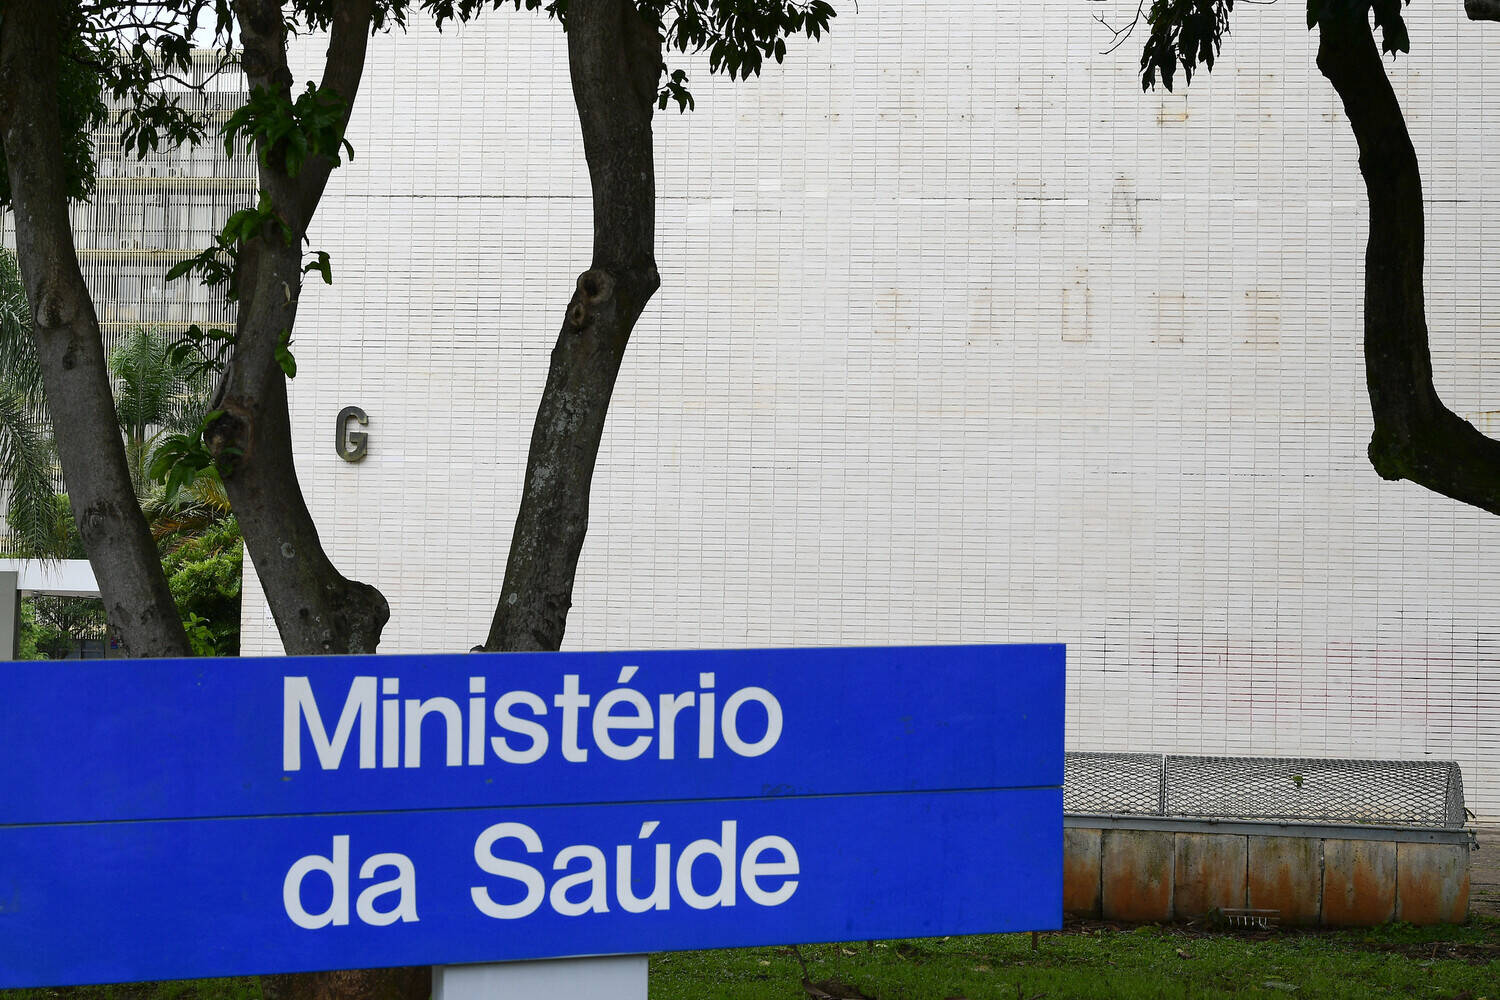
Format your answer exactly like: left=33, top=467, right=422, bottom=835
left=0, top=644, right=1063, bottom=986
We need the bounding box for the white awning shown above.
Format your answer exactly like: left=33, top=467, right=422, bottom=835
left=0, top=560, right=101, bottom=597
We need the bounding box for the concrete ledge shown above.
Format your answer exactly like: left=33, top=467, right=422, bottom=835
left=1101, top=829, right=1173, bottom=923
left=1063, top=827, right=1102, bottom=919
left=1174, top=832, right=1247, bottom=918
left=1065, top=815, right=1474, bottom=927
left=0, top=559, right=100, bottom=598
left=1396, top=842, right=1469, bottom=925
left=1248, top=835, right=1322, bottom=926
left=1323, top=839, right=1396, bottom=926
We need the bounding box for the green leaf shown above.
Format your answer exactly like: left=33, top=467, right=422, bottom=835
left=302, top=250, right=333, bottom=285
left=275, top=330, right=297, bottom=379
left=165, top=258, right=197, bottom=282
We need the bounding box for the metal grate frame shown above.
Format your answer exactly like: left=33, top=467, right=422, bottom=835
left=1064, top=752, right=1468, bottom=829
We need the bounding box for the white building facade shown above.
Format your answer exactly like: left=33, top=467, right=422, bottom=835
left=256, top=3, right=1500, bottom=816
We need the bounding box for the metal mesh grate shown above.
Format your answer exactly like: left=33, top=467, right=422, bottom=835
left=1063, top=752, right=1164, bottom=816
left=1064, top=752, right=1468, bottom=829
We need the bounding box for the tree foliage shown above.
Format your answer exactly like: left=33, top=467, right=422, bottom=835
left=15, top=600, right=68, bottom=659
left=0, top=3, right=241, bottom=209
left=160, top=515, right=243, bottom=656
left=109, top=327, right=216, bottom=492
left=1141, top=0, right=1411, bottom=91
left=9, top=491, right=240, bottom=658
left=412, top=0, right=835, bottom=110
left=1140, top=0, right=1237, bottom=91
left=0, top=32, right=103, bottom=206
left=0, top=290, right=239, bottom=652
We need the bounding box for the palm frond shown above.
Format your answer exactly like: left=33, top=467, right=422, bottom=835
left=109, top=325, right=215, bottom=443
left=141, top=468, right=232, bottom=550
left=0, top=383, right=62, bottom=560
left=0, top=248, right=44, bottom=407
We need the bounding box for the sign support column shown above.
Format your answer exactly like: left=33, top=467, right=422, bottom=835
left=434, top=956, right=647, bottom=1000
left=0, top=570, right=19, bottom=660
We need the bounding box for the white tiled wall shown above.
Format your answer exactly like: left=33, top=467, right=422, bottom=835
left=248, top=2, right=1500, bottom=816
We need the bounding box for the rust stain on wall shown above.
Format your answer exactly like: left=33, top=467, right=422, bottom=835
left=1064, top=828, right=1102, bottom=918
left=1074, top=826, right=1470, bottom=928
left=1102, top=829, right=1174, bottom=923
left=1248, top=835, right=1322, bottom=927
left=1323, top=840, right=1396, bottom=927
left=1174, top=833, right=1248, bottom=918
left=1396, top=843, right=1470, bottom=925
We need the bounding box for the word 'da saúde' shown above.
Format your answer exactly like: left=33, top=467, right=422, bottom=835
left=283, top=820, right=799, bottom=928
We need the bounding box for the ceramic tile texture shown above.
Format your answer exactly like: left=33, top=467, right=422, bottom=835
left=239, top=4, right=1500, bottom=817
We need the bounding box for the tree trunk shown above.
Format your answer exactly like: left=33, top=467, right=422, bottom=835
left=233, top=4, right=421, bottom=997
left=485, top=0, right=663, bottom=652
left=1467, top=0, right=1500, bottom=22
left=217, top=0, right=390, bottom=655
left=1316, top=10, right=1500, bottom=515
left=0, top=2, right=190, bottom=658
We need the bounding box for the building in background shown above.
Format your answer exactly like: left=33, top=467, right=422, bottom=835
left=21, top=51, right=254, bottom=352
left=0, top=51, right=251, bottom=654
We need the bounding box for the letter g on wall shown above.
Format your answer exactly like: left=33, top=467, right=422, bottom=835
left=336, top=406, right=369, bottom=462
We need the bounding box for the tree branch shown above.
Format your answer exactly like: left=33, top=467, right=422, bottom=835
left=1317, top=9, right=1500, bottom=515
left=485, top=0, right=663, bottom=651
left=1467, top=0, right=1500, bottom=21
left=214, top=0, right=390, bottom=655
left=292, top=0, right=377, bottom=222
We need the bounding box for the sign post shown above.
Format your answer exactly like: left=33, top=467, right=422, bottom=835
left=434, top=955, right=647, bottom=1000
left=0, top=644, right=1063, bottom=988
left=0, top=570, right=17, bottom=660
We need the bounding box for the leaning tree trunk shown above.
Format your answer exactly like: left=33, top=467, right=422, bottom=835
left=485, top=0, right=663, bottom=652
left=0, top=3, right=190, bottom=658
left=1316, top=9, right=1500, bottom=514
left=216, top=0, right=390, bottom=656
left=235, top=4, right=420, bottom=998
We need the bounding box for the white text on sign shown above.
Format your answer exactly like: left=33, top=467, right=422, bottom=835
left=282, top=820, right=801, bottom=928
left=283, top=668, right=785, bottom=769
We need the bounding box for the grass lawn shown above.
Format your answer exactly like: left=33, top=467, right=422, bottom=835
left=651, top=920, right=1500, bottom=1000
left=5, top=920, right=1497, bottom=1000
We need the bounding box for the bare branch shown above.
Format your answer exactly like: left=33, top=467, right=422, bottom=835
left=1090, top=0, right=1147, bottom=56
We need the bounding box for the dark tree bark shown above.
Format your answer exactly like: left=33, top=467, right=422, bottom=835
left=217, top=0, right=390, bottom=655
left=1317, top=9, right=1500, bottom=515
left=0, top=2, right=190, bottom=658
left=485, top=0, right=663, bottom=652
left=1467, top=0, right=1500, bottom=22
left=233, top=6, right=420, bottom=998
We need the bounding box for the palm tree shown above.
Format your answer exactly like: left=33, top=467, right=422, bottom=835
left=0, top=284, right=241, bottom=655
left=0, top=248, right=61, bottom=558
left=107, top=325, right=214, bottom=494
left=0, top=272, right=219, bottom=560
